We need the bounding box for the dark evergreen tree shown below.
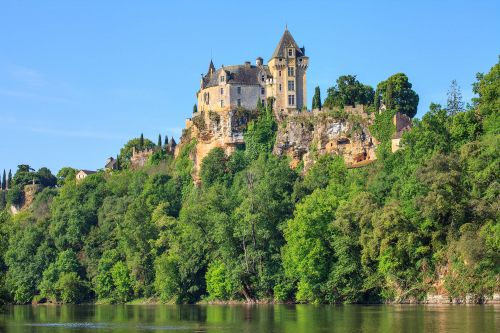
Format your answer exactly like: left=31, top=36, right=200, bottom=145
left=164, top=135, right=169, bottom=147
left=1, top=169, right=5, bottom=190
left=312, top=86, right=322, bottom=110
left=193, top=104, right=198, bottom=113
left=157, top=134, right=162, bottom=148
left=447, top=79, right=465, bottom=116
left=7, top=169, right=12, bottom=190
left=140, top=133, right=144, bottom=149
left=116, top=155, right=120, bottom=170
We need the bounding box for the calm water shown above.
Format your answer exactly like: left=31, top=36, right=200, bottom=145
left=0, top=304, right=498, bottom=332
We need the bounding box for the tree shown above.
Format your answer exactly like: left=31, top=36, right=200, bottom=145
left=157, top=134, right=162, bottom=148
left=110, top=261, right=133, bottom=303
left=164, top=135, right=169, bottom=147
left=324, top=75, right=374, bottom=109
left=447, top=80, right=465, bottom=116
left=1, top=169, right=5, bottom=190
left=193, top=104, right=198, bottom=113
left=56, top=167, right=77, bottom=186
left=12, top=165, right=36, bottom=187
left=312, top=86, right=322, bottom=110
left=7, top=169, right=12, bottom=190
left=200, top=148, right=227, bottom=186
left=37, top=167, right=57, bottom=187
left=140, top=133, right=144, bottom=149
left=375, top=73, right=419, bottom=118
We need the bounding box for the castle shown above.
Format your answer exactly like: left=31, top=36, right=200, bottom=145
left=197, top=28, right=309, bottom=116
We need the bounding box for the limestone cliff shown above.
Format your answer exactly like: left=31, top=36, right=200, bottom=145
left=176, top=108, right=257, bottom=172
left=176, top=105, right=378, bottom=174
left=274, top=105, right=377, bottom=171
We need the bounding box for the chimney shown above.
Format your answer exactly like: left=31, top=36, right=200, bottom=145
left=256, top=57, right=263, bottom=66
left=244, top=61, right=251, bottom=68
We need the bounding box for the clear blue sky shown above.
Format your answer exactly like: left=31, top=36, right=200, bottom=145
left=1, top=0, right=499, bottom=175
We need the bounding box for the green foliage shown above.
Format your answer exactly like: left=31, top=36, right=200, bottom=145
left=324, top=75, right=374, bottom=109
left=206, top=260, right=234, bottom=300
left=244, top=101, right=277, bottom=160
left=39, top=249, right=88, bottom=303
left=312, top=86, right=322, bottom=110
left=200, top=148, right=227, bottom=186
left=110, top=261, right=133, bottom=303
left=375, top=73, right=419, bottom=118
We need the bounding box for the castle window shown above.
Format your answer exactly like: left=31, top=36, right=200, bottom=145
left=220, top=100, right=224, bottom=107
left=279, top=84, right=282, bottom=91
left=288, top=67, right=294, bottom=76
left=237, top=86, right=241, bottom=94
left=237, top=99, right=241, bottom=107
left=288, top=94, right=295, bottom=106
left=261, top=87, right=265, bottom=95
left=261, top=75, right=265, bottom=82
left=221, top=88, right=224, bottom=95
left=220, top=75, right=225, bottom=82
left=288, top=48, right=293, bottom=57
left=279, top=70, right=281, bottom=77
left=288, top=80, right=295, bottom=91
left=262, top=99, right=265, bottom=105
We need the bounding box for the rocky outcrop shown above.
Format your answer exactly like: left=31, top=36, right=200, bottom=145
left=274, top=106, right=378, bottom=171
left=176, top=105, right=379, bottom=175
left=176, top=108, right=256, bottom=172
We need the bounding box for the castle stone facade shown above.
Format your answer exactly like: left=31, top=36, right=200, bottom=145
left=196, top=28, right=308, bottom=115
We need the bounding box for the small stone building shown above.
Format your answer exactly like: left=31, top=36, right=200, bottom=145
left=76, top=170, right=96, bottom=181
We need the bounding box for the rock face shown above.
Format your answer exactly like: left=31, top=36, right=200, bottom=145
left=274, top=106, right=378, bottom=170
left=176, top=108, right=256, bottom=172
left=176, top=105, right=378, bottom=175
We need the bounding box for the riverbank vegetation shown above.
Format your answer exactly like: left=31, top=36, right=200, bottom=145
left=0, top=60, right=498, bottom=305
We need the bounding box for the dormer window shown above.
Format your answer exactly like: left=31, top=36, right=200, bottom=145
left=220, top=75, right=225, bottom=82
left=288, top=48, right=293, bottom=57
left=261, top=75, right=265, bottom=82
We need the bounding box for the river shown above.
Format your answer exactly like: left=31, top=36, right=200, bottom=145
left=0, top=304, right=498, bottom=332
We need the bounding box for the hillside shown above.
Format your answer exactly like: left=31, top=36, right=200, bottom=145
left=0, top=59, right=498, bottom=305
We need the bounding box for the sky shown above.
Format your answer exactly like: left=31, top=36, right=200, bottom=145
left=1, top=0, right=499, bottom=174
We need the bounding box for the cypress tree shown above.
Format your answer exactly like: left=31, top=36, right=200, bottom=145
left=116, top=154, right=120, bottom=170
left=193, top=104, right=198, bottom=113
left=1, top=169, right=5, bottom=190
left=164, top=134, right=169, bottom=147
left=7, top=169, right=12, bottom=190
left=158, top=134, right=162, bottom=148
left=312, top=86, right=322, bottom=110
left=140, top=133, right=144, bottom=149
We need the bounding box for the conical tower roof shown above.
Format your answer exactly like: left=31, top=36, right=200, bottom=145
left=207, top=60, right=215, bottom=76
left=271, top=28, right=304, bottom=58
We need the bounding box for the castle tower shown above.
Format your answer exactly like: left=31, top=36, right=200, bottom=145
left=267, top=28, right=309, bottom=114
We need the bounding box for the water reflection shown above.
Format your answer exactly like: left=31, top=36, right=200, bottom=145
left=0, top=304, right=498, bottom=332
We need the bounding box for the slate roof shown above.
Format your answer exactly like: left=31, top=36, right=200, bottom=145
left=271, top=29, right=305, bottom=59
left=79, top=170, right=96, bottom=175
left=202, top=64, right=271, bottom=89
